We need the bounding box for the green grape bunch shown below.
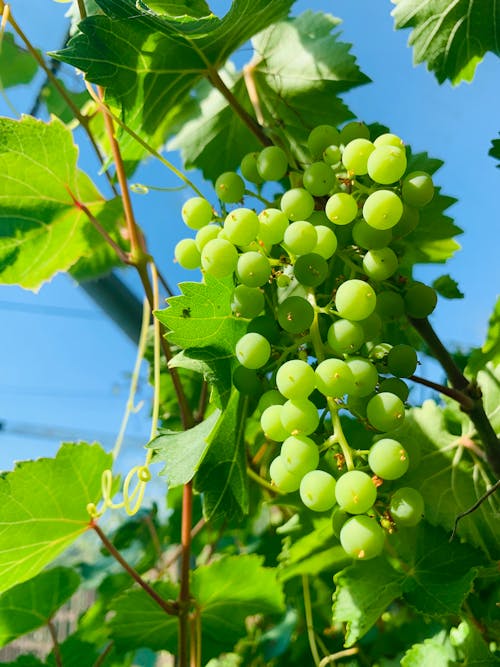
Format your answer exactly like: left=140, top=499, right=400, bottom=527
left=174, top=121, right=433, bottom=561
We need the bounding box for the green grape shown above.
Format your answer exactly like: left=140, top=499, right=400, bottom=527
left=325, top=192, right=358, bottom=226
left=327, top=319, right=365, bottom=354
left=341, top=138, right=375, bottom=175
left=235, top=332, right=271, bottom=369
left=308, top=210, right=331, bottom=227
left=277, top=296, right=315, bottom=333
left=281, top=434, right=320, bottom=475
left=195, top=224, right=220, bottom=251
left=369, top=438, right=409, bottom=479
left=283, top=221, right=318, bottom=255
left=389, top=487, right=424, bottom=526
left=215, top=171, right=245, bottom=203
left=362, top=247, right=399, bottom=281
left=360, top=311, right=382, bottom=341
left=335, top=279, right=377, bottom=321
left=370, top=342, right=392, bottom=361
left=236, top=251, right=271, bottom=287
left=258, top=208, right=289, bottom=246
left=313, top=225, right=337, bottom=259
left=352, top=219, right=392, bottom=250
left=294, top=253, right=328, bottom=287
left=378, top=377, right=409, bottom=402
left=201, top=238, right=238, bottom=277
left=308, top=124, right=341, bottom=159
left=181, top=197, right=213, bottom=229
left=391, top=204, right=419, bottom=238
left=363, top=190, right=403, bottom=230
left=315, top=358, right=355, bottom=397
left=277, top=274, right=291, bottom=288
left=347, top=393, right=373, bottom=419
left=300, top=470, right=336, bottom=512
left=367, top=145, right=407, bottom=184
left=332, top=507, right=350, bottom=537
left=375, top=291, right=405, bottom=321
left=281, top=398, right=320, bottom=436
left=281, top=188, right=315, bottom=221
left=224, top=208, right=259, bottom=246
left=404, top=282, right=437, bottom=318
left=339, top=121, right=370, bottom=144
left=366, top=392, right=405, bottom=431
left=261, top=404, right=288, bottom=442
left=240, top=152, right=264, bottom=184
left=373, top=132, right=404, bottom=149
left=340, top=515, right=385, bottom=560
left=257, top=389, right=286, bottom=414
left=346, top=357, right=378, bottom=397
left=276, top=359, right=316, bottom=399
left=174, top=238, right=201, bottom=270
left=257, top=145, right=288, bottom=181
left=232, top=366, right=262, bottom=395
left=231, top=285, right=264, bottom=319
left=335, top=470, right=377, bottom=514
left=386, top=344, right=418, bottom=377
left=248, top=315, right=281, bottom=344
left=303, top=161, right=335, bottom=196
left=269, top=456, right=301, bottom=492
left=323, top=144, right=342, bottom=165
left=401, top=171, right=434, bottom=208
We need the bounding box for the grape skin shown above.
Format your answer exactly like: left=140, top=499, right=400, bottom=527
left=335, top=470, right=377, bottom=514
left=300, top=470, right=336, bottom=512
left=276, top=359, right=316, bottom=399
left=366, top=392, right=405, bottom=432
left=269, top=456, right=301, bottom=493
left=390, top=487, right=424, bottom=526
left=335, top=279, right=377, bottom=321
left=368, top=438, right=409, bottom=480
left=235, top=332, right=271, bottom=370
left=281, top=435, right=320, bottom=475
left=340, top=515, right=385, bottom=560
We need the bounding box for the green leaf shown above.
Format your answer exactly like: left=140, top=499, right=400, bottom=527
left=192, top=554, right=285, bottom=660
left=148, top=408, right=221, bottom=487
left=41, top=79, right=90, bottom=125
left=53, top=0, right=294, bottom=173
left=401, top=151, right=461, bottom=265
left=451, top=618, right=500, bottom=665
left=155, top=274, right=246, bottom=354
left=432, top=274, right=464, bottom=299
left=195, top=390, right=249, bottom=522
left=0, top=32, right=38, bottom=88
left=0, top=442, right=112, bottom=594
left=467, top=299, right=500, bottom=374
left=0, top=116, right=124, bottom=290
left=108, top=581, right=178, bottom=652
left=168, top=346, right=234, bottom=408
left=489, top=133, right=500, bottom=168
left=401, top=633, right=456, bottom=667
left=0, top=567, right=80, bottom=647
left=392, top=0, right=500, bottom=85
left=391, top=399, right=500, bottom=559
left=145, top=0, right=212, bottom=18
left=46, top=636, right=100, bottom=667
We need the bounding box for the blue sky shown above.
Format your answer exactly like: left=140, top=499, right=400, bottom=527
left=0, top=0, right=499, bottom=472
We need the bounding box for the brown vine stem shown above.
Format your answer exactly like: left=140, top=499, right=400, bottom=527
left=179, top=481, right=194, bottom=667
left=92, top=641, right=114, bottom=667
left=409, top=374, right=474, bottom=410
left=450, top=478, right=500, bottom=540
left=409, top=316, right=500, bottom=477
left=47, top=619, right=62, bottom=667
left=92, top=521, right=179, bottom=616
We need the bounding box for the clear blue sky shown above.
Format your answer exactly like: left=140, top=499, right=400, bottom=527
left=0, top=0, right=499, bottom=472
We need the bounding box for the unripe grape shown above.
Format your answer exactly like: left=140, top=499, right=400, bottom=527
left=315, top=358, right=355, bottom=397
left=391, top=204, right=420, bottom=238
left=258, top=208, right=289, bottom=245
left=313, top=225, right=337, bottom=258
left=300, top=470, right=336, bottom=512
left=335, top=279, right=377, bottom=321
left=240, top=152, right=263, bottom=184
left=404, top=282, right=437, bottom=318
left=327, top=319, right=365, bottom=354
left=283, top=221, right=318, bottom=255
left=277, top=297, right=314, bottom=333
left=224, top=208, right=259, bottom=246
left=362, top=247, right=399, bottom=281
left=341, top=138, right=375, bottom=175
left=368, top=438, right=409, bottom=479
left=373, top=133, right=404, bottom=149
left=340, top=515, right=385, bottom=560
left=323, top=144, right=342, bottom=165
left=339, top=121, right=370, bottom=144
left=401, top=171, right=434, bottom=208
left=235, top=332, right=271, bottom=369
left=346, top=357, right=378, bottom=397
left=386, top=344, right=418, bottom=378
left=325, top=192, right=358, bottom=226
left=294, top=253, right=328, bottom=287
left=366, top=392, right=405, bottom=432
left=375, top=291, right=405, bottom=321
left=231, top=285, right=264, bottom=319
left=281, top=188, right=315, bottom=221
left=378, top=377, right=409, bottom=402
left=232, top=366, right=262, bottom=395
left=308, top=124, right=341, bottom=158
left=174, top=238, right=201, bottom=270
left=182, top=197, right=213, bottom=229
left=389, top=487, right=424, bottom=526
left=195, top=224, right=220, bottom=251
left=261, top=404, right=288, bottom=442
left=257, top=146, right=288, bottom=181
left=281, top=399, right=320, bottom=436
left=303, top=161, right=335, bottom=196
left=201, top=238, right=238, bottom=277
left=237, top=251, right=271, bottom=287
left=276, top=360, right=316, bottom=399
left=363, top=190, right=403, bottom=230
left=281, top=435, right=319, bottom=475
left=215, top=171, right=245, bottom=203
left=257, top=389, right=286, bottom=414
left=352, top=219, right=392, bottom=250
left=269, top=456, right=301, bottom=493
left=367, top=145, right=407, bottom=184
left=335, top=470, right=377, bottom=514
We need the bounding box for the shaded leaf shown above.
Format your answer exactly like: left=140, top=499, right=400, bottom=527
left=148, top=408, right=221, bottom=487
left=432, top=274, right=464, bottom=299
left=467, top=299, right=500, bottom=374
left=0, top=116, right=124, bottom=290
left=0, top=442, right=112, bottom=594
left=0, top=567, right=80, bottom=647
left=489, top=133, right=500, bottom=168
left=41, top=79, right=90, bottom=125
left=0, top=32, right=38, bottom=88
left=145, top=0, right=212, bottom=18
left=168, top=346, right=234, bottom=408
left=392, top=0, right=500, bottom=84
left=46, top=636, right=100, bottom=667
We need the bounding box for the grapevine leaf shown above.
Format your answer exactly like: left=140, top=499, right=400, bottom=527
left=0, top=658, right=45, bottom=666
left=391, top=0, right=500, bottom=85
left=0, top=567, right=80, bottom=647
left=432, top=274, right=464, bottom=299
left=194, top=390, right=249, bottom=522
left=192, top=555, right=284, bottom=659
left=467, top=298, right=500, bottom=374
left=391, top=399, right=500, bottom=559
left=401, top=151, right=461, bottom=265
left=168, top=347, right=234, bottom=409
left=401, top=633, right=456, bottom=667
left=155, top=274, right=246, bottom=353
left=41, top=80, right=90, bottom=125
left=0, top=32, right=38, bottom=88
left=52, top=0, right=294, bottom=173
left=0, top=116, right=125, bottom=290
left=171, top=12, right=369, bottom=178
left=148, top=408, right=221, bottom=487
left=0, top=442, right=112, bottom=594
left=108, top=582, right=178, bottom=652
left=144, top=0, right=212, bottom=18
left=489, top=133, right=500, bottom=168
left=45, top=636, right=100, bottom=667
left=332, top=557, right=404, bottom=647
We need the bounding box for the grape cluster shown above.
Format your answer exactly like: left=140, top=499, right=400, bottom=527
left=175, top=120, right=433, bottom=561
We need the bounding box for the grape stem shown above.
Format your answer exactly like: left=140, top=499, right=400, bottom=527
left=450, top=478, right=500, bottom=541
left=409, top=316, right=500, bottom=477
left=302, top=575, right=321, bottom=667
left=47, top=619, right=62, bottom=667
left=330, top=405, right=355, bottom=471
left=319, top=648, right=359, bottom=666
